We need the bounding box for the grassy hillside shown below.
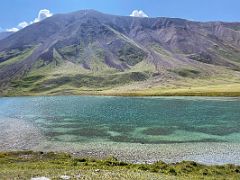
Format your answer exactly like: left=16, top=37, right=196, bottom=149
left=103, top=83, right=240, bottom=97
left=2, top=62, right=240, bottom=97
left=1, top=151, right=240, bottom=179
left=0, top=50, right=239, bottom=97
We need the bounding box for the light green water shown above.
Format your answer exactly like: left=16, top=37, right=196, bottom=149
left=0, top=96, right=240, bottom=144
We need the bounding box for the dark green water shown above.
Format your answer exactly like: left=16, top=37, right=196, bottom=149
left=0, top=96, right=240, bottom=144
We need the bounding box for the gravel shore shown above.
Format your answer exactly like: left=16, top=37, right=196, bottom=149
left=0, top=117, right=45, bottom=151
left=34, top=141, right=240, bottom=165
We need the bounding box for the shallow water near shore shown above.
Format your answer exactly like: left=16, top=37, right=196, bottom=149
left=0, top=96, right=240, bottom=164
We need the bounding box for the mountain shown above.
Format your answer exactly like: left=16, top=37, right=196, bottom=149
left=0, top=31, right=13, bottom=40
left=0, top=10, right=240, bottom=96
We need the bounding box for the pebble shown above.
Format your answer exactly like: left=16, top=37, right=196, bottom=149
left=60, top=175, right=71, bottom=180
left=94, top=169, right=100, bottom=172
left=75, top=174, right=81, bottom=178
left=31, top=177, right=50, bottom=180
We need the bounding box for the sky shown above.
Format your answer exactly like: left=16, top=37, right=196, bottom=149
left=0, top=0, right=240, bottom=32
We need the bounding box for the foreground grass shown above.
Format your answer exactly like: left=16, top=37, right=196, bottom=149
left=0, top=151, right=240, bottom=179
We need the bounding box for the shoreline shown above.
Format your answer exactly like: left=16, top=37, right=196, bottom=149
left=1, top=92, right=240, bottom=98
left=25, top=141, right=240, bottom=165
left=1, top=94, right=240, bottom=100
left=1, top=83, right=240, bottom=97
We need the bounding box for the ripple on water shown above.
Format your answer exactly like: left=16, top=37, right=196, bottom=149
left=141, top=127, right=176, bottom=136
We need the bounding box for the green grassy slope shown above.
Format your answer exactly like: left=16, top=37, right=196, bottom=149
left=1, top=44, right=240, bottom=97
left=0, top=48, right=35, bottom=68
left=1, top=151, right=240, bottom=179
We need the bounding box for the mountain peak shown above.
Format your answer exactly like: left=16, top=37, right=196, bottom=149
left=69, top=9, right=106, bottom=17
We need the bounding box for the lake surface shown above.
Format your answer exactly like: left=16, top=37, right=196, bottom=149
left=1, top=96, right=240, bottom=144
left=1, top=96, right=240, bottom=164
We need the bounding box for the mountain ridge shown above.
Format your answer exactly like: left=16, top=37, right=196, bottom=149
left=0, top=10, right=240, bottom=96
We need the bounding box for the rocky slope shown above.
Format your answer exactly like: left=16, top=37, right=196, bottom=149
left=0, top=10, right=240, bottom=95
left=0, top=32, right=13, bottom=40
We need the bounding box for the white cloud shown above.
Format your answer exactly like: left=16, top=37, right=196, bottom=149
left=18, top=21, right=29, bottom=29
left=130, top=10, right=148, bottom=18
left=33, top=9, right=53, bottom=23
left=5, top=9, right=53, bottom=32
left=6, top=27, right=19, bottom=32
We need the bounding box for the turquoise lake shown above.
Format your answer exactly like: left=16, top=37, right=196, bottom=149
left=0, top=96, right=240, bottom=144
